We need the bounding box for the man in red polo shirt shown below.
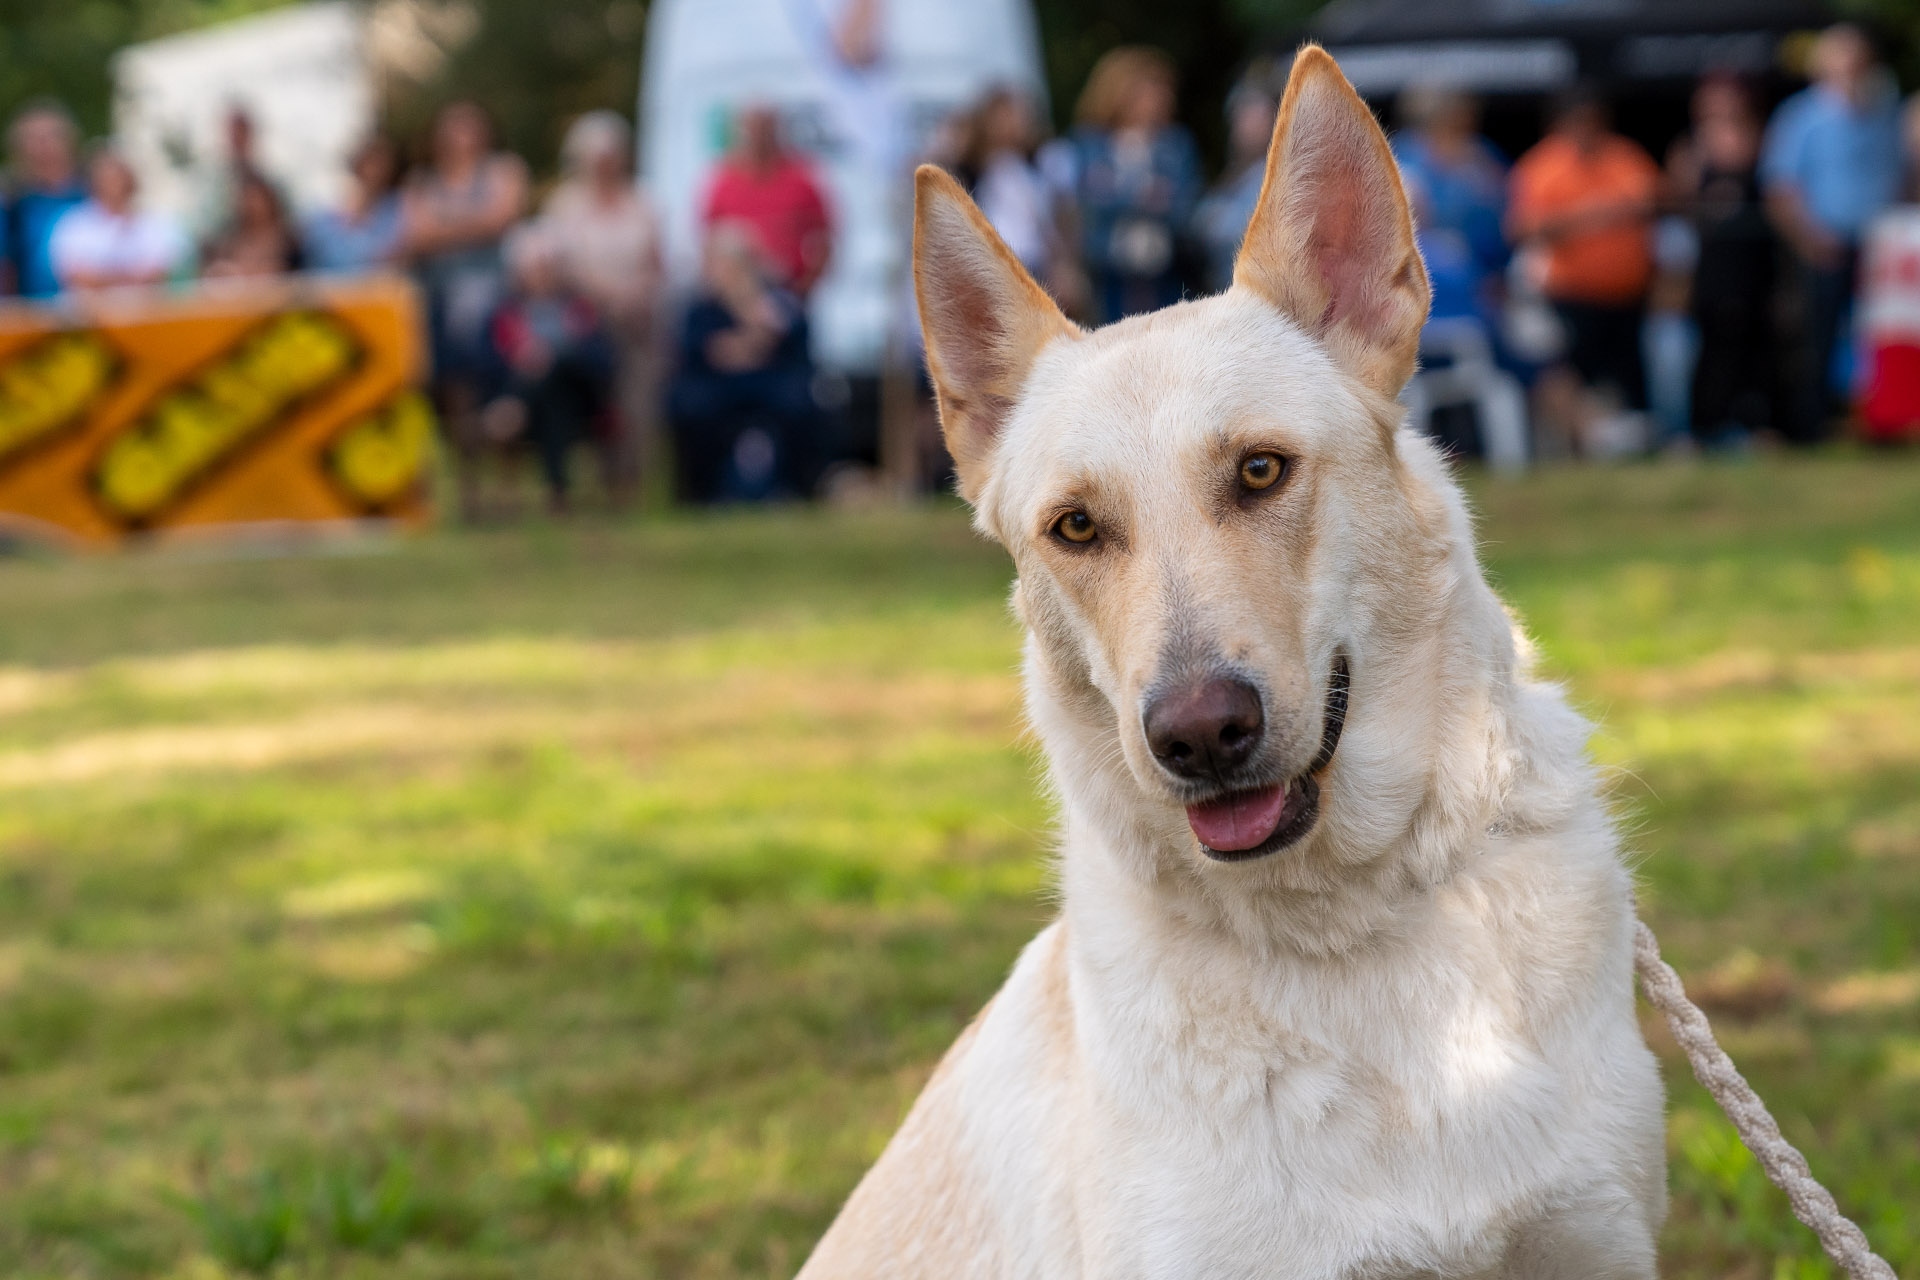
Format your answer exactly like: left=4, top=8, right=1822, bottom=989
left=701, top=105, right=834, bottom=297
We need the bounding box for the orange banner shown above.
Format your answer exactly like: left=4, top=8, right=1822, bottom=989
left=0, top=275, right=433, bottom=547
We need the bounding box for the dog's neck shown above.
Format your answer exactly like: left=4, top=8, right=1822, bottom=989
left=1026, top=472, right=1578, bottom=963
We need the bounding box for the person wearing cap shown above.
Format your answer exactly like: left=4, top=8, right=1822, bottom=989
left=542, top=110, right=664, bottom=506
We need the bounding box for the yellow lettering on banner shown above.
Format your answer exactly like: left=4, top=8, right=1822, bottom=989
left=94, top=312, right=360, bottom=523
left=327, top=392, right=436, bottom=509
left=200, top=363, right=274, bottom=426
left=0, top=333, right=117, bottom=466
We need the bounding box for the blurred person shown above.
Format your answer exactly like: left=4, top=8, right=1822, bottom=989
left=1509, top=87, right=1660, bottom=454
left=1193, top=73, right=1279, bottom=295
left=543, top=110, right=665, bottom=506
left=1067, top=46, right=1201, bottom=322
left=193, top=104, right=279, bottom=244
left=2, top=101, right=86, bottom=298
left=1392, top=86, right=1509, bottom=337
left=402, top=100, right=530, bottom=518
left=1763, top=23, right=1903, bottom=443
left=1861, top=96, right=1920, bottom=444
left=304, top=134, right=405, bottom=273
left=1392, top=87, right=1520, bottom=462
left=1642, top=202, right=1699, bottom=449
left=829, top=0, right=883, bottom=73
left=200, top=170, right=302, bottom=279
left=481, top=223, right=614, bottom=514
left=954, top=87, right=1076, bottom=303
left=921, top=102, right=975, bottom=183
left=49, top=145, right=188, bottom=291
left=795, top=0, right=909, bottom=190
left=700, top=104, right=833, bottom=298
left=1678, top=75, right=1777, bottom=447
left=667, top=221, right=825, bottom=503
left=1904, top=92, right=1920, bottom=202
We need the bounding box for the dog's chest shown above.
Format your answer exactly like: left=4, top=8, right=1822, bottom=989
left=1072, top=956, right=1598, bottom=1278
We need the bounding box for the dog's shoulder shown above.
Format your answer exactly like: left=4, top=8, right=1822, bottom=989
left=798, top=922, right=1082, bottom=1279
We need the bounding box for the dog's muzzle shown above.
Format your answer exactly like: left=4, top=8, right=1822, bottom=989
left=1177, top=655, right=1349, bottom=862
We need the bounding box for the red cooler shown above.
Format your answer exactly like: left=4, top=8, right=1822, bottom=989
left=1860, top=208, right=1920, bottom=442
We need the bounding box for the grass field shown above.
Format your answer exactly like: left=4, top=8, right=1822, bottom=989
left=1, top=454, right=1917, bottom=1279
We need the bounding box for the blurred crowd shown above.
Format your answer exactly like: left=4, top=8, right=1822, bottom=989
left=2, top=21, right=1916, bottom=515
left=922, top=23, right=1920, bottom=465
left=1393, top=22, right=1913, bottom=459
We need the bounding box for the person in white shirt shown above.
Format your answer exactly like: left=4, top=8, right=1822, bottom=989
left=50, top=146, right=188, bottom=292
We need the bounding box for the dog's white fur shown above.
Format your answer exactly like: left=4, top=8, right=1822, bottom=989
left=798, top=49, right=1666, bottom=1279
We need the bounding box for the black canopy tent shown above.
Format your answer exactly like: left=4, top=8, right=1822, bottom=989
left=1304, top=0, right=1837, bottom=158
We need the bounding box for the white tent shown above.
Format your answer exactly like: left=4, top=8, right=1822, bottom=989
left=640, top=0, right=1046, bottom=373
left=114, top=3, right=374, bottom=235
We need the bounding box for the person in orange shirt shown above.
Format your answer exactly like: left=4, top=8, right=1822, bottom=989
left=1509, top=88, right=1661, bottom=441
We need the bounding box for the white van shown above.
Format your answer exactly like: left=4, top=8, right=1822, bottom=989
left=639, top=0, right=1046, bottom=373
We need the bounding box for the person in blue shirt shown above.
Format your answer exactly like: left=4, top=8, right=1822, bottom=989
left=1392, top=87, right=1511, bottom=340
left=303, top=134, right=405, bottom=274
left=2, top=101, right=87, bottom=299
left=1762, top=23, right=1904, bottom=442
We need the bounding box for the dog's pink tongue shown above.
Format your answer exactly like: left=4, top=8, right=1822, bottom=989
left=1185, top=784, right=1288, bottom=852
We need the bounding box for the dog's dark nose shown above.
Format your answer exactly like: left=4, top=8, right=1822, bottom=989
left=1144, top=678, right=1265, bottom=780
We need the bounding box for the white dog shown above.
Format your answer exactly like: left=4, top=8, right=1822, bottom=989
left=799, top=48, right=1666, bottom=1279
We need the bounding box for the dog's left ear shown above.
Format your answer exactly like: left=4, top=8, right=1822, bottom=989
left=1233, top=46, right=1430, bottom=398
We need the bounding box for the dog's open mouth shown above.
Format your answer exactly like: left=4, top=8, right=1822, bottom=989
left=1187, top=655, right=1349, bottom=862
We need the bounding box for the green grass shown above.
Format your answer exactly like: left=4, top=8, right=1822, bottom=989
left=0, top=455, right=1916, bottom=1279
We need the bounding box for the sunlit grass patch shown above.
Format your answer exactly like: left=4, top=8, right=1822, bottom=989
left=0, top=455, right=1915, bottom=1276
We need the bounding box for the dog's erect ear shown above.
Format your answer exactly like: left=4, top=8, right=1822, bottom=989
left=914, top=165, right=1077, bottom=502
left=1233, top=46, right=1430, bottom=398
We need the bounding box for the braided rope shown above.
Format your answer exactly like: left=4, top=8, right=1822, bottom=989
left=1633, top=918, right=1897, bottom=1280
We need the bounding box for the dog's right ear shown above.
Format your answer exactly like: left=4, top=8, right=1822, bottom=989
left=914, top=165, right=1077, bottom=503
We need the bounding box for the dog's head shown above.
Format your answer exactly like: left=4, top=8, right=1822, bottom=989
left=917, top=50, right=1512, bottom=909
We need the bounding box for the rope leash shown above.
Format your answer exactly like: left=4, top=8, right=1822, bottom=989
left=1633, top=918, right=1898, bottom=1280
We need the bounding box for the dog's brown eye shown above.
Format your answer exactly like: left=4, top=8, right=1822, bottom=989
left=1054, top=511, right=1097, bottom=544
left=1240, top=452, right=1286, bottom=491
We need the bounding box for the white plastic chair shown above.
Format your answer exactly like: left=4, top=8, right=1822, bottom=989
left=1402, top=317, right=1529, bottom=473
